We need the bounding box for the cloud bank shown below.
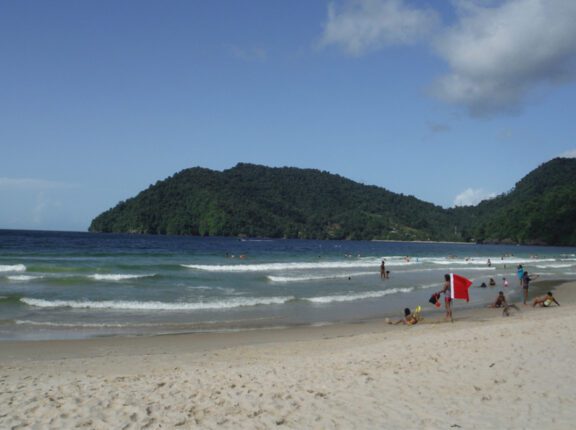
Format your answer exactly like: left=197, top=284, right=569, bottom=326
left=433, top=0, right=576, bottom=115
left=320, top=0, right=576, bottom=115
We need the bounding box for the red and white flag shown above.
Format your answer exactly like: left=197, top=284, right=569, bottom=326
left=450, top=273, right=473, bottom=302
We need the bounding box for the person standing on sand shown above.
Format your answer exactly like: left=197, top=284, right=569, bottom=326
left=521, top=271, right=538, bottom=305
left=440, top=274, right=453, bottom=322
left=517, top=264, right=524, bottom=286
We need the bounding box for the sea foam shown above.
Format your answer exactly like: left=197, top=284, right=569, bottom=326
left=20, top=296, right=294, bottom=311
left=305, top=287, right=414, bottom=304
left=7, top=275, right=43, bottom=281
left=0, top=264, right=26, bottom=273
left=535, top=263, right=574, bottom=269
left=268, top=271, right=375, bottom=283
left=89, top=273, right=155, bottom=281
left=183, top=260, right=386, bottom=272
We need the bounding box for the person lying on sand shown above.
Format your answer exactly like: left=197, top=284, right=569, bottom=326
left=387, top=307, right=421, bottom=325
left=532, top=292, right=560, bottom=308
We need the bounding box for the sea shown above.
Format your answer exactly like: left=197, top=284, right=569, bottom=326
left=1, top=229, right=576, bottom=341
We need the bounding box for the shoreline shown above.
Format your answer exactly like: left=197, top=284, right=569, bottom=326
left=0, top=278, right=564, bottom=352
left=1, top=279, right=574, bottom=428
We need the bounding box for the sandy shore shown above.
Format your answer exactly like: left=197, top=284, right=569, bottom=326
left=2, top=281, right=576, bottom=429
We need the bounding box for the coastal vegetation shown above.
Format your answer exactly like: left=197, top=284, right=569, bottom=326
left=452, top=157, right=576, bottom=246
left=89, top=158, right=576, bottom=246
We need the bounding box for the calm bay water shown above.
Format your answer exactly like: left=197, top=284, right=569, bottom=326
left=1, top=229, right=575, bottom=340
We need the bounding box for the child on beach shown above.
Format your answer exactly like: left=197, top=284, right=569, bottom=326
left=388, top=307, right=420, bottom=325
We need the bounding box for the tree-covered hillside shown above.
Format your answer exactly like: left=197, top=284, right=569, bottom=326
left=89, top=163, right=459, bottom=241
left=89, top=158, right=576, bottom=245
left=453, top=157, right=576, bottom=246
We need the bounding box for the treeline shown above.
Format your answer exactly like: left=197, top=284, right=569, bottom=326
left=89, top=158, right=576, bottom=246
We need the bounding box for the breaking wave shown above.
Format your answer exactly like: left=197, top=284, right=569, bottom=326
left=89, top=273, right=156, bottom=281
left=304, top=287, right=414, bottom=304
left=0, top=264, right=26, bottom=273
left=20, top=296, right=294, bottom=311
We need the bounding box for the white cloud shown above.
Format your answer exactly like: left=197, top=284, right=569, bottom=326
left=559, top=149, right=576, bottom=158
left=319, top=0, right=439, bottom=56
left=0, top=177, right=77, bottom=190
left=319, top=0, right=576, bottom=115
left=432, top=0, right=576, bottom=115
left=454, top=188, right=497, bottom=206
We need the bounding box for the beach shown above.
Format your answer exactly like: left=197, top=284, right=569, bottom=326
left=1, top=280, right=575, bottom=429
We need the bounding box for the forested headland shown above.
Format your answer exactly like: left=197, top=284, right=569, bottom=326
left=89, top=158, right=576, bottom=246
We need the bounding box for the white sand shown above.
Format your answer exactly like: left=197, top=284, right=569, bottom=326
left=1, top=282, right=576, bottom=429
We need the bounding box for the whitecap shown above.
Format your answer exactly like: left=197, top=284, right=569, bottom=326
left=305, top=287, right=414, bottom=304
left=0, top=264, right=26, bottom=273
left=89, top=273, right=155, bottom=281
left=268, top=271, right=375, bottom=283
left=535, top=264, right=574, bottom=269
left=7, top=275, right=43, bottom=281
left=194, top=257, right=417, bottom=271
left=20, top=296, right=294, bottom=311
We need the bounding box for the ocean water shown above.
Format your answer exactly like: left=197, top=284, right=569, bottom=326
left=1, top=229, right=575, bottom=340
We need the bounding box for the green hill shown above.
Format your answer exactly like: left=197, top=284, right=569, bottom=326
left=454, top=157, right=576, bottom=246
left=89, top=158, right=576, bottom=245
left=89, top=163, right=458, bottom=241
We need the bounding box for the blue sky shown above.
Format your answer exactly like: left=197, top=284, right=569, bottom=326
left=1, top=0, right=575, bottom=231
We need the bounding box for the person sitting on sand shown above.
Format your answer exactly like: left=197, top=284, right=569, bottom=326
left=489, top=291, right=507, bottom=308
left=488, top=291, right=520, bottom=316
left=489, top=277, right=496, bottom=286
left=532, top=292, right=560, bottom=308
left=388, top=307, right=420, bottom=325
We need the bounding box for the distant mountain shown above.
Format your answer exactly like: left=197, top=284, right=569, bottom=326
left=89, top=158, right=576, bottom=246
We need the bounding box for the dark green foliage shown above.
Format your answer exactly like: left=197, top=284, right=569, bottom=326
left=89, top=163, right=458, bottom=241
left=89, top=159, right=576, bottom=245
left=456, top=158, right=576, bottom=246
